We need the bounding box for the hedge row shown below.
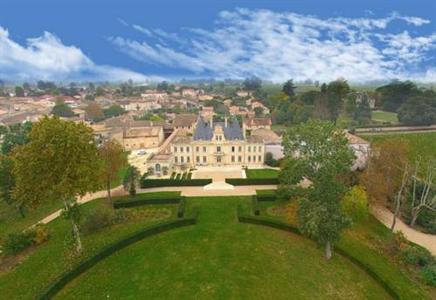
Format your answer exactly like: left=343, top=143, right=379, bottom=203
left=38, top=216, right=198, bottom=300
left=256, top=193, right=276, bottom=202
left=140, top=178, right=212, bottom=188
left=225, top=178, right=279, bottom=185
left=236, top=210, right=400, bottom=300
left=114, top=197, right=181, bottom=209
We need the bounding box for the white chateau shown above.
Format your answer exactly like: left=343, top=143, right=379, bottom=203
left=147, top=115, right=265, bottom=175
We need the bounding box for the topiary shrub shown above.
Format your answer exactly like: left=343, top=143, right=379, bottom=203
left=420, top=264, right=436, bottom=286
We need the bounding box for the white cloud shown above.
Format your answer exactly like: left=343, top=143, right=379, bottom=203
left=111, top=9, right=436, bottom=83
left=0, top=27, right=150, bottom=83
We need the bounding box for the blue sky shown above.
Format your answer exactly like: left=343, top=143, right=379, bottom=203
left=0, top=0, right=435, bottom=83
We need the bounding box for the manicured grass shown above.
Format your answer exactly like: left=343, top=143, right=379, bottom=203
left=0, top=196, right=177, bottom=300
left=0, top=168, right=128, bottom=241
left=262, top=201, right=433, bottom=299
left=246, top=168, right=279, bottom=179
left=361, top=132, right=436, bottom=163
left=371, top=110, right=399, bottom=124
left=56, top=197, right=392, bottom=299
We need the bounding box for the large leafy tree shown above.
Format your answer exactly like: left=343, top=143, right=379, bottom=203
left=281, top=120, right=354, bottom=259
left=326, top=79, right=350, bottom=124
left=282, top=79, right=297, bottom=97
left=85, top=102, right=104, bottom=122
left=397, top=96, right=436, bottom=125
left=123, top=165, right=140, bottom=196
left=377, top=80, right=418, bottom=112
left=1, top=122, right=32, bottom=155
left=11, top=117, right=102, bottom=253
left=99, top=139, right=127, bottom=206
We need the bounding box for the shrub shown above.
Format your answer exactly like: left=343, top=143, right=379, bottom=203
left=175, top=173, right=181, bottom=180
left=420, top=264, right=436, bottom=286
left=256, top=190, right=276, bottom=202
left=170, top=172, right=176, bottom=179
left=225, top=178, right=279, bottom=185
left=2, top=231, right=35, bottom=256
left=33, top=226, right=50, bottom=245
left=81, top=208, right=115, bottom=234
left=177, top=198, right=186, bottom=218
left=140, top=178, right=212, bottom=188
left=341, top=186, right=369, bottom=224
left=252, top=196, right=260, bottom=216
left=401, top=245, right=433, bottom=267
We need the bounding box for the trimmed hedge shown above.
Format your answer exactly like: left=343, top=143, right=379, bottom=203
left=256, top=190, right=277, bottom=202
left=251, top=196, right=260, bottom=216
left=225, top=178, right=279, bottom=185
left=38, top=216, right=198, bottom=300
left=236, top=210, right=400, bottom=300
left=114, top=197, right=181, bottom=209
left=140, top=178, right=212, bottom=188
left=177, top=198, right=186, bottom=218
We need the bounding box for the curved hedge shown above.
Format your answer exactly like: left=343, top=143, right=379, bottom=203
left=114, top=196, right=181, bottom=208
left=38, top=215, right=198, bottom=300
left=140, top=178, right=212, bottom=188
left=225, top=178, right=279, bottom=185
left=236, top=210, right=401, bottom=300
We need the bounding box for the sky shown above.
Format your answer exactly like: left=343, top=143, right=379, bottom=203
left=0, top=0, right=435, bottom=84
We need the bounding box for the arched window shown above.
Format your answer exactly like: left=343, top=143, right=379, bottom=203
left=155, top=164, right=161, bottom=172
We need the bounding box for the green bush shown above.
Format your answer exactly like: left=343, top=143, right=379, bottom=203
left=401, top=245, right=433, bottom=267
left=170, top=172, right=176, bottom=179
left=2, top=231, right=36, bottom=256
left=252, top=196, right=260, bottom=216
left=256, top=190, right=276, bottom=202
left=225, top=178, right=279, bottom=185
left=177, top=198, right=186, bottom=218
left=81, top=208, right=115, bottom=234
left=114, top=196, right=181, bottom=209
left=140, top=178, right=212, bottom=188
left=175, top=173, right=181, bottom=180
left=420, top=264, right=436, bottom=286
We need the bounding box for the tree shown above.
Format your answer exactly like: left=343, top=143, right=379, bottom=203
left=353, top=95, right=372, bottom=125
left=15, top=86, right=25, bottom=97
left=1, top=122, right=32, bottom=155
left=51, top=99, right=75, bottom=118
left=397, top=96, right=436, bottom=125
left=299, top=175, right=350, bottom=259
left=282, top=79, right=296, bottom=97
left=281, top=120, right=355, bottom=258
left=409, top=161, right=435, bottom=227
left=341, top=185, right=369, bottom=223
left=326, top=79, right=350, bottom=124
left=99, top=139, right=127, bottom=206
left=123, top=165, right=140, bottom=196
left=85, top=102, right=104, bottom=122
left=243, top=76, right=262, bottom=92
left=103, top=105, right=126, bottom=118
left=377, top=80, right=418, bottom=112
left=360, top=140, right=410, bottom=206
left=11, top=117, right=102, bottom=253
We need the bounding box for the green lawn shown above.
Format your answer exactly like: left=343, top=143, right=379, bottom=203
left=1, top=196, right=431, bottom=299
left=56, top=197, right=392, bottom=299
left=0, top=167, right=129, bottom=241
left=361, top=132, right=436, bottom=163
left=0, top=196, right=177, bottom=300
left=246, top=168, right=279, bottom=179
left=371, top=110, right=399, bottom=124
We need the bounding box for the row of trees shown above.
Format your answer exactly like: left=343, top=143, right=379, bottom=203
left=0, top=117, right=130, bottom=254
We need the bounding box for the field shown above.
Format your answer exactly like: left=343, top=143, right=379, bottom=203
left=371, top=110, right=399, bottom=124
left=361, top=132, right=436, bottom=162
left=55, top=197, right=392, bottom=299
left=246, top=168, right=279, bottom=179
left=0, top=195, right=432, bottom=299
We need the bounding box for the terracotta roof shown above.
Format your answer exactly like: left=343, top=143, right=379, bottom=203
left=244, top=117, right=272, bottom=127
left=251, top=128, right=281, bottom=143
left=173, top=114, right=197, bottom=127
left=124, top=126, right=162, bottom=138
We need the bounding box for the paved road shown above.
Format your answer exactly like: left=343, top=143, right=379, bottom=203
left=372, top=206, right=436, bottom=255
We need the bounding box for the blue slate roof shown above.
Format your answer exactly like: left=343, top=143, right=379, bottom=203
left=193, top=116, right=244, bottom=141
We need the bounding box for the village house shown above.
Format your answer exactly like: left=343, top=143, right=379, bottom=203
left=122, top=126, right=165, bottom=151
left=172, top=114, right=198, bottom=133
left=243, top=117, right=272, bottom=131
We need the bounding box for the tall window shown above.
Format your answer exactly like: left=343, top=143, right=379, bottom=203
left=217, top=156, right=221, bottom=163
left=181, top=156, right=184, bottom=163
left=248, top=156, right=251, bottom=162
left=187, top=156, right=190, bottom=163
left=232, top=146, right=235, bottom=152
left=248, top=146, right=251, bottom=152
left=196, top=146, right=199, bottom=152
left=217, top=146, right=221, bottom=153
left=239, top=146, right=242, bottom=152
left=238, top=156, right=242, bottom=162
left=186, top=147, right=190, bottom=152
left=175, top=156, right=178, bottom=163
left=196, top=156, right=200, bottom=163
left=203, top=146, right=206, bottom=152
left=203, top=156, right=207, bottom=163
left=180, top=147, right=184, bottom=153
left=231, top=156, right=235, bottom=162
left=253, top=146, right=256, bottom=152
left=174, top=147, right=177, bottom=152
left=258, top=155, right=262, bottom=162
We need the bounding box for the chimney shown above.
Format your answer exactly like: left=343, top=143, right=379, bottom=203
left=224, top=115, right=228, bottom=128
left=210, top=117, right=213, bottom=128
